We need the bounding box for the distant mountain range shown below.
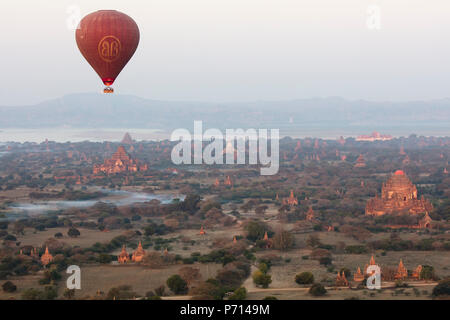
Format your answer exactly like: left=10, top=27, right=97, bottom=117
left=1, top=93, right=450, bottom=133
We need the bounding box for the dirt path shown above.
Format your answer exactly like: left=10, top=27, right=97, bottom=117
left=161, top=281, right=438, bottom=299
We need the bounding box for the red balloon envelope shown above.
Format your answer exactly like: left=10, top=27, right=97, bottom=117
left=76, top=10, right=140, bottom=93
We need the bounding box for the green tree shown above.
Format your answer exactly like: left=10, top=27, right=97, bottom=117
left=295, top=272, right=314, bottom=285
left=166, top=275, right=188, bottom=294
left=432, top=278, right=450, bottom=297
left=306, top=234, right=322, bottom=247
left=21, top=286, right=58, bottom=300
left=106, top=285, right=136, bottom=300
left=228, top=287, right=247, bottom=300
left=319, top=256, right=332, bottom=266
left=2, top=281, right=17, bottom=293
left=245, top=221, right=268, bottom=242
left=181, top=194, right=202, bottom=213
left=272, top=230, right=294, bottom=251
left=63, top=288, right=75, bottom=299
left=21, top=288, right=42, bottom=300
left=67, top=227, right=81, bottom=238
left=309, top=283, right=327, bottom=297
left=98, top=254, right=113, bottom=264
left=252, top=271, right=272, bottom=288
left=258, top=262, right=269, bottom=274
left=420, top=265, right=436, bottom=281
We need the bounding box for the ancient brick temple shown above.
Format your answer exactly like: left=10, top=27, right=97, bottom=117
left=118, top=245, right=130, bottom=264
left=40, top=246, right=53, bottom=266
left=353, top=267, right=365, bottom=282
left=262, top=231, right=272, bottom=249
left=365, top=170, right=433, bottom=216
left=131, top=241, right=146, bottom=262
left=354, top=154, right=366, bottom=168
left=305, top=206, right=315, bottom=221
left=224, top=176, right=233, bottom=186
left=93, top=146, right=148, bottom=174
left=282, top=190, right=298, bottom=206
left=335, top=271, right=349, bottom=287
left=121, top=132, right=134, bottom=145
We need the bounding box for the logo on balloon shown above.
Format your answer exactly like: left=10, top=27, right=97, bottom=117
left=98, top=36, right=122, bottom=62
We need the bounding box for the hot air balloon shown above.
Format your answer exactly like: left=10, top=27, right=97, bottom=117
left=76, top=10, right=140, bottom=93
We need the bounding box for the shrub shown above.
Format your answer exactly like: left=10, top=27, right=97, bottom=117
left=272, top=230, right=294, bottom=251
left=98, top=254, right=113, bottom=264
left=432, top=278, right=450, bottom=297
left=319, top=256, right=332, bottom=266
left=2, top=281, right=17, bottom=293
left=344, top=245, right=368, bottom=254
left=252, top=271, right=272, bottom=288
left=63, top=288, right=75, bottom=299
left=309, top=283, right=327, bottom=296
left=395, top=280, right=409, bottom=288
left=420, top=265, right=437, bottom=281
left=22, top=286, right=57, bottom=300
left=4, top=235, right=16, bottom=241
left=154, top=285, right=166, bottom=296
left=166, top=275, right=188, bottom=294
left=106, top=285, right=136, bottom=300
left=189, top=281, right=226, bottom=300
left=295, top=272, right=314, bottom=285
left=67, top=228, right=80, bottom=238
left=258, top=262, right=269, bottom=274
left=228, top=287, right=247, bottom=300
left=245, top=221, right=270, bottom=242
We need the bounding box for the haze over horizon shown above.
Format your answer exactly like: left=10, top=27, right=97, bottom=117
left=1, top=0, right=450, bottom=105
left=3, top=92, right=450, bottom=108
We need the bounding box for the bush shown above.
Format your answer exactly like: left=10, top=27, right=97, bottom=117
left=309, top=283, right=327, bottom=296
left=98, top=254, right=113, bottom=264
left=319, top=257, right=332, bottom=266
left=63, top=288, right=75, bottom=299
left=166, top=275, right=188, bottom=294
left=39, top=270, right=61, bottom=285
left=245, top=221, right=269, bottom=242
left=154, top=285, right=166, bottom=296
left=67, top=228, right=81, bottom=238
left=263, top=296, right=278, bottom=300
left=295, top=272, right=314, bottom=285
left=189, top=281, right=226, bottom=300
left=344, top=245, right=368, bottom=254
left=4, top=234, right=17, bottom=241
left=228, top=287, right=247, bottom=300
left=252, top=271, right=272, bottom=288
left=420, top=265, right=437, bottom=281
left=2, top=281, right=17, bottom=293
left=272, top=230, right=294, bottom=251
left=432, top=278, right=450, bottom=297
left=258, top=262, right=269, bottom=274
left=106, top=285, right=136, bottom=300
left=22, top=288, right=42, bottom=300
left=21, top=286, right=57, bottom=300
left=395, top=280, right=409, bottom=288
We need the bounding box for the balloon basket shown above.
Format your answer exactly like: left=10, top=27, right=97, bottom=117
left=103, top=87, right=114, bottom=94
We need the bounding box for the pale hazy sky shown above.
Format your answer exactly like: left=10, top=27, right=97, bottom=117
left=1, top=0, right=449, bottom=105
